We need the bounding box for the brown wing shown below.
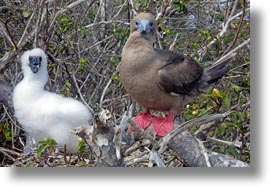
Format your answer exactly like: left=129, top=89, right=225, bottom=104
left=156, top=49, right=204, bottom=95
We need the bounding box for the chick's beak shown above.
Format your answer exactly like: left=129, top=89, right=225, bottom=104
left=29, top=56, right=42, bottom=73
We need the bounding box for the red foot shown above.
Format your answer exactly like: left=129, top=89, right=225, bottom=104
left=132, top=112, right=152, bottom=130
left=131, top=112, right=174, bottom=137
left=152, top=112, right=174, bottom=137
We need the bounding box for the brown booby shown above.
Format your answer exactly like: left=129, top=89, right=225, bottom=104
left=120, top=12, right=230, bottom=136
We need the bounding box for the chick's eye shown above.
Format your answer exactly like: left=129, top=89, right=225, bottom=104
left=39, top=56, right=42, bottom=61
left=29, top=56, right=33, bottom=61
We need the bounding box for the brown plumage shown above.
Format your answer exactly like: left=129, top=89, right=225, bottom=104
left=120, top=12, right=230, bottom=136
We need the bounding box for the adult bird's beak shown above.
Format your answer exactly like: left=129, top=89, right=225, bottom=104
left=29, top=56, right=42, bottom=73
left=136, top=19, right=153, bottom=35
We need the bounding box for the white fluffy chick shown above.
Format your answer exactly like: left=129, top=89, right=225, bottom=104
left=13, top=48, right=92, bottom=153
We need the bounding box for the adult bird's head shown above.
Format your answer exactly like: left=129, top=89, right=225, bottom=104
left=130, top=12, right=157, bottom=40
left=20, top=48, right=48, bottom=84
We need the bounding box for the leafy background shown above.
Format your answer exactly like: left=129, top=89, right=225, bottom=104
left=0, top=0, right=250, bottom=167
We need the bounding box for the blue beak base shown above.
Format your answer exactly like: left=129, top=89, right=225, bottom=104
left=135, top=19, right=154, bottom=35
left=29, top=56, right=42, bottom=74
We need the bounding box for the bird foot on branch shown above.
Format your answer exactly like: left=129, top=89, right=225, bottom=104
left=130, top=112, right=174, bottom=137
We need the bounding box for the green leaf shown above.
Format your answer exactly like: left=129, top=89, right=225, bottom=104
left=111, top=56, right=120, bottom=66
left=141, top=0, right=148, bottom=4
left=0, top=122, right=15, bottom=142
left=160, top=26, right=171, bottom=34
left=223, top=96, right=231, bottom=108
left=65, top=81, right=72, bottom=88
left=36, top=143, right=48, bottom=157
left=114, top=28, right=125, bottom=35
left=78, top=138, right=86, bottom=155
left=231, top=84, right=242, bottom=92
left=22, top=9, right=31, bottom=18
left=226, top=146, right=240, bottom=158
left=26, top=161, right=34, bottom=167
left=87, top=10, right=94, bottom=18
left=242, top=77, right=250, bottom=88
left=79, top=57, right=87, bottom=72
left=37, top=137, right=57, bottom=157
left=110, top=74, right=120, bottom=81
left=216, top=123, right=226, bottom=136
left=216, top=14, right=224, bottom=21
left=80, top=26, right=88, bottom=39
left=4, top=130, right=12, bottom=141
left=173, top=0, right=189, bottom=14
left=57, top=15, right=72, bottom=33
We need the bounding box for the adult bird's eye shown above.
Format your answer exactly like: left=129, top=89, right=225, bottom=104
left=135, top=20, right=139, bottom=26
left=149, top=21, right=153, bottom=27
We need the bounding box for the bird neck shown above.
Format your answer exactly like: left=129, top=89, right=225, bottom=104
left=22, top=70, right=48, bottom=90
left=124, top=32, right=154, bottom=50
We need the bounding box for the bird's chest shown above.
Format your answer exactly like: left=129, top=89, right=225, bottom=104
left=120, top=48, right=174, bottom=110
left=121, top=67, right=169, bottom=109
left=121, top=57, right=157, bottom=94
left=14, top=97, right=40, bottom=125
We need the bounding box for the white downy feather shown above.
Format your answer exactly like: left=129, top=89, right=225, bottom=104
left=13, top=48, right=92, bottom=153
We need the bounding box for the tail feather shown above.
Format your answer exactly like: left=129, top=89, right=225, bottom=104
left=198, top=55, right=232, bottom=91
left=204, top=64, right=230, bottom=84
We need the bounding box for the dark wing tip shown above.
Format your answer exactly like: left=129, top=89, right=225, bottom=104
left=158, top=51, right=204, bottom=96
left=206, top=64, right=230, bottom=84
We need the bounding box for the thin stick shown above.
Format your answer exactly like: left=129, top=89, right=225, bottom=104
left=223, top=0, right=246, bottom=55
left=127, top=118, right=159, bottom=149
left=72, top=74, right=94, bottom=114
